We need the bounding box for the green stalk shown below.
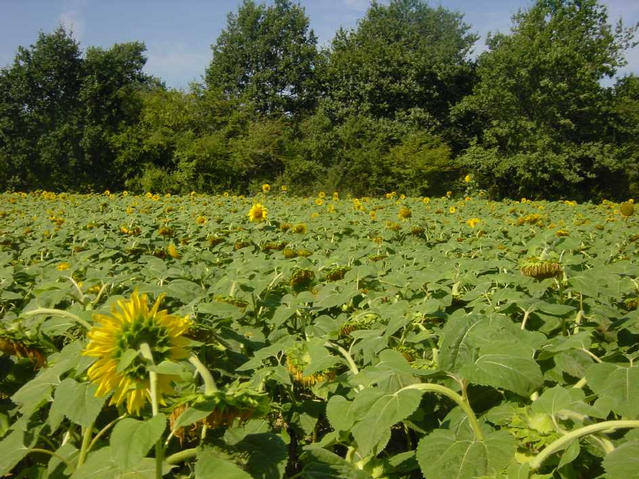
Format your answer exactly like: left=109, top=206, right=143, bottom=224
left=86, top=414, right=126, bottom=456
left=529, top=420, right=639, bottom=471
left=403, top=383, right=484, bottom=441
left=77, top=421, right=95, bottom=467
left=23, top=308, right=92, bottom=329
left=28, top=448, right=74, bottom=469
left=165, top=447, right=198, bottom=465
left=140, top=343, right=163, bottom=479
left=327, top=342, right=359, bottom=375
left=188, top=354, right=218, bottom=394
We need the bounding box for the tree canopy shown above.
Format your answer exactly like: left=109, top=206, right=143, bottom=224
left=0, top=0, right=637, bottom=199
left=205, top=0, right=320, bottom=117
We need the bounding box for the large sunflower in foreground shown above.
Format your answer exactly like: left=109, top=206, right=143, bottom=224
left=83, top=291, right=191, bottom=415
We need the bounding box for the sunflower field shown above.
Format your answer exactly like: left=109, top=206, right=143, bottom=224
left=0, top=190, right=638, bottom=479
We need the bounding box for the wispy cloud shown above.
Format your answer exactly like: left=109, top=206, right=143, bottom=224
left=57, top=10, right=85, bottom=41
left=144, top=41, right=210, bottom=89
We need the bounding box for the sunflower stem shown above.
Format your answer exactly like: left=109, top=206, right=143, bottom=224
left=529, top=420, right=639, bottom=471
left=77, top=421, right=94, bottom=467
left=22, top=307, right=92, bottom=329
left=28, top=448, right=74, bottom=469
left=140, top=342, right=163, bottom=479
left=165, top=447, right=198, bottom=465
left=402, top=383, right=484, bottom=441
left=188, top=354, right=218, bottom=394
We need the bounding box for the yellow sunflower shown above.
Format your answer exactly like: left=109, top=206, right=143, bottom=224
left=248, top=203, right=267, bottom=222
left=83, top=291, right=191, bottom=415
left=262, top=184, right=271, bottom=193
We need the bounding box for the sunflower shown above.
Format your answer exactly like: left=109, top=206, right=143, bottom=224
left=398, top=206, right=412, bottom=219
left=466, top=218, right=480, bottom=228
left=262, top=184, right=271, bottom=193
left=620, top=201, right=634, bottom=217
left=83, top=291, right=191, bottom=415
left=248, top=203, right=267, bottom=222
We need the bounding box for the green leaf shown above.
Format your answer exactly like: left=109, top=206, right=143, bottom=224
left=326, top=395, right=353, bottom=432
left=301, top=446, right=370, bottom=479
left=603, top=440, right=639, bottom=479
left=72, top=448, right=161, bottom=479
left=351, top=387, right=423, bottom=456
left=49, top=378, right=106, bottom=428
left=115, top=349, right=139, bottom=373
left=110, top=414, right=166, bottom=469
left=459, top=344, right=543, bottom=396
left=0, top=429, right=31, bottom=476
left=416, top=429, right=515, bottom=479
left=586, top=363, right=639, bottom=418
left=48, top=443, right=78, bottom=479
left=232, top=432, right=287, bottom=479
left=171, top=399, right=217, bottom=432
left=195, top=448, right=252, bottom=479
left=557, top=438, right=580, bottom=469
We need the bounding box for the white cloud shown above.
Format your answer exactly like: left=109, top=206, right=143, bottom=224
left=57, top=10, right=85, bottom=41
left=144, top=42, right=211, bottom=89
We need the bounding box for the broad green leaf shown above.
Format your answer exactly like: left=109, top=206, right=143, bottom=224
left=351, top=387, right=423, bottom=456
left=301, top=446, right=370, bottom=479
left=326, top=395, right=353, bottom=432
left=171, top=399, right=217, bottom=432
left=232, top=432, right=288, bottom=479
left=602, top=441, right=639, bottom=479
left=0, top=428, right=31, bottom=476
left=110, top=414, right=166, bottom=469
left=416, top=429, right=515, bottom=479
left=49, top=378, right=106, bottom=428
left=195, top=448, right=252, bottom=479
left=459, top=344, right=543, bottom=396
left=586, top=363, right=639, bottom=418
left=71, top=447, right=162, bottom=479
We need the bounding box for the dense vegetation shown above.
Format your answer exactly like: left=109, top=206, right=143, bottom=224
left=0, top=190, right=637, bottom=478
left=0, top=0, right=638, bottom=200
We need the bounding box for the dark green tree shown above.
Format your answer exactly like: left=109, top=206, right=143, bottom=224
left=0, top=27, right=84, bottom=190
left=205, top=0, right=320, bottom=117
left=455, top=0, right=637, bottom=199
left=80, top=42, right=153, bottom=189
left=322, top=0, right=477, bottom=138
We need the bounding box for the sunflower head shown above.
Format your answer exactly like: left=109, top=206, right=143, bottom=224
left=83, top=291, right=191, bottom=415
left=286, top=343, right=336, bottom=387
left=398, top=206, right=412, bottom=219
left=520, top=257, right=563, bottom=280
left=620, top=201, right=634, bottom=217
left=466, top=218, right=480, bottom=228
left=248, top=203, right=267, bottom=222
left=262, top=184, right=271, bottom=193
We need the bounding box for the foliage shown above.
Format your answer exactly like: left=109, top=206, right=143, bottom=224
left=205, top=0, right=320, bottom=117
left=0, top=191, right=638, bottom=478
left=454, top=0, right=638, bottom=199
left=322, top=0, right=477, bottom=131
left=0, top=28, right=152, bottom=192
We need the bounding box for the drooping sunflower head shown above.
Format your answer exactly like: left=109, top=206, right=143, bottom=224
left=398, top=206, right=412, bottom=220
left=520, top=257, right=563, bottom=280
left=286, top=342, right=336, bottom=387
left=620, top=201, right=634, bottom=217
left=248, top=203, right=267, bottom=222
left=83, top=291, right=191, bottom=415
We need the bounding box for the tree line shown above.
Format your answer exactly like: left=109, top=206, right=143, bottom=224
left=1, top=0, right=638, bottom=200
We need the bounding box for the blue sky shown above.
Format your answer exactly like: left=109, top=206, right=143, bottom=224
left=1, top=0, right=637, bottom=89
